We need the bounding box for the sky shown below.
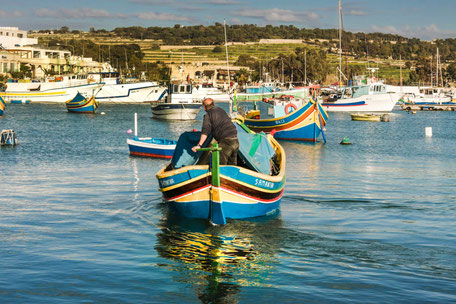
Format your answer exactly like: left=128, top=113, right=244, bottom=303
left=1, top=0, right=455, bottom=40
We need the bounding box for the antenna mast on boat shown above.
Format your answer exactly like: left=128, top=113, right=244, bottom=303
left=338, top=0, right=342, bottom=86
left=224, top=19, right=231, bottom=89
left=436, top=47, right=440, bottom=87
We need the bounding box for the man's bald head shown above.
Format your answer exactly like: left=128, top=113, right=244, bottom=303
left=202, top=98, right=214, bottom=110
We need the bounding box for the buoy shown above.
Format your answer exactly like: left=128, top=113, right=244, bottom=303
left=411, top=111, right=416, bottom=114
left=425, top=127, right=432, bottom=137
left=340, top=136, right=352, bottom=145
left=127, top=129, right=133, bottom=134
left=101, top=112, right=106, bottom=115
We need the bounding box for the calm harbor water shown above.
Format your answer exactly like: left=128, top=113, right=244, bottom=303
left=1, top=102, right=455, bottom=303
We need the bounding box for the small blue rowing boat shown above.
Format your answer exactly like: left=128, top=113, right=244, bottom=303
left=66, top=92, right=98, bottom=114
left=127, top=113, right=177, bottom=159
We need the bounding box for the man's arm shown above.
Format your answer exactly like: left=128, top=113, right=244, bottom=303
left=192, top=134, right=208, bottom=152
left=192, top=113, right=211, bottom=152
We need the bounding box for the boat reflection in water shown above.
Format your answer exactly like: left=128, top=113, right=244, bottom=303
left=155, top=215, right=283, bottom=303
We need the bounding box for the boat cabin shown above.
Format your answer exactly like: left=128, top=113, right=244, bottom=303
left=258, top=96, right=306, bottom=119
left=164, top=83, right=198, bottom=104
left=340, top=83, right=387, bottom=99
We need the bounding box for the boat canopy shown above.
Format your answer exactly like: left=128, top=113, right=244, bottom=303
left=170, top=122, right=275, bottom=175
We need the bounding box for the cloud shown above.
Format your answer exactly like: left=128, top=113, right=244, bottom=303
left=193, top=0, right=241, bottom=4
left=237, top=8, right=319, bottom=23
left=346, top=10, right=367, bottom=16
left=129, top=0, right=177, bottom=4
left=0, top=9, right=24, bottom=18
left=137, top=12, right=193, bottom=22
left=370, top=24, right=456, bottom=40
left=34, top=8, right=129, bottom=19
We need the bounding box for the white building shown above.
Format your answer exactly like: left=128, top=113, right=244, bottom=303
left=0, top=27, right=37, bottom=49
left=0, top=26, right=103, bottom=79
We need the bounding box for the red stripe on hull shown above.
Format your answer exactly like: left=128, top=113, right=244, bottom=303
left=130, top=151, right=173, bottom=158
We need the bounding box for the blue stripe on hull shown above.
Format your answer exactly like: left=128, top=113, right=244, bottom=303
left=274, top=124, right=321, bottom=141
left=167, top=199, right=281, bottom=220
left=128, top=144, right=174, bottom=157
left=322, top=101, right=366, bottom=107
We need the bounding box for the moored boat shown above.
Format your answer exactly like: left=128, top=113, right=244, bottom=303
left=66, top=92, right=98, bottom=114
left=243, top=95, right=328, bottom=142
left=1, top=75, right=103, bottom=103
left=351, top=113, right=381, bottom=121
left=322, top=83, right=401, bottom=113
left=87, top=71, right=167, bottom=103
left=156, top=120, right=286, bottom=225
left=151, top=83, right=202, bottom=120
left=127, top=113, right=177, bottom=158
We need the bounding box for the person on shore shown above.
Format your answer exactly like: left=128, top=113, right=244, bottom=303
left=192, top=98, right=239, bottom=165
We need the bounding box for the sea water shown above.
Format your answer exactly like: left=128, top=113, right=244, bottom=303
left=1, top=103, right=455, bottom=303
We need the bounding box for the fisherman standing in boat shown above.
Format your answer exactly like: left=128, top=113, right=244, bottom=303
left=192, top=98, right=239, bottom=165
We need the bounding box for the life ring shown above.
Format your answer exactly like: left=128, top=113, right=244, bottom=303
left=88, top=75, right=95, bottom=83
left=284, top=103, right=298, bottom=114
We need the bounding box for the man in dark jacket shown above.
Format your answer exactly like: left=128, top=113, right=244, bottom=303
left=192, top=98, right=239, bottom=165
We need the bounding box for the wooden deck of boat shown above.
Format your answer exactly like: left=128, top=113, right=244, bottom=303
left=401, top=104, right=456, bottom=111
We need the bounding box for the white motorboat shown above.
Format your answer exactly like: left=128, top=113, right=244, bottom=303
left=151, top=83, right=202, bottom=120
left=192, top=83, right=230, bottom=102
left=321, top=83, right=401, bottom=113
left=87, top=72, right=167, bottom=103
left=1, top=74, right=103, bottom=103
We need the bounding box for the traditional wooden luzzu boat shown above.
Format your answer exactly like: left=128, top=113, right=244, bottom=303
left=66, top=92, right=98, bottom=113
left=243, top=96, right=328, bottom=142
left=156, top=120, right=286, bottom=225
left=0, top=95, right=6, bottom=115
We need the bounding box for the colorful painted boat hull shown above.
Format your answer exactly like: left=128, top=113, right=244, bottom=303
left=156, top=126, right=286, bottom=222
left=0, top=96, right=6, bottom=115
left=127, top=137, right=176, bottom=159
left=66, top=93, right=98, bottom=114
left=244, top=100, right=328, bottom=142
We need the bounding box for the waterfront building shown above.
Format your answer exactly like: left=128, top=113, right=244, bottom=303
left=0, top=26, right=103, bottom=79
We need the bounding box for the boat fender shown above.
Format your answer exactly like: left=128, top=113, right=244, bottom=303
left=284, top=103, right=298, bottom=114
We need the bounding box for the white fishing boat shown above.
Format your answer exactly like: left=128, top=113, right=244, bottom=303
left=321, top=83, right=401, bottom=113
left=401, top=87, right=453, bottom=105
left=151, top=83, right=202, bottom=120
left=87, top=72, right=167, bottom=103
left=1, top=74, right=103, bottom=103
left=192, top=83, right=230, bottom=102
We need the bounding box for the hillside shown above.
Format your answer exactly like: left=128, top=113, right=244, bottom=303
left=30, top=30, right=448, bottom=85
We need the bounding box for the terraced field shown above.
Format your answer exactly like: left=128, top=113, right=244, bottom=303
left=32, top=33, right=406, bottom=83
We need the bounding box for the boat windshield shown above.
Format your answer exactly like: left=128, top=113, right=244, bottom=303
left=351, top=86, right=369, bottom=98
